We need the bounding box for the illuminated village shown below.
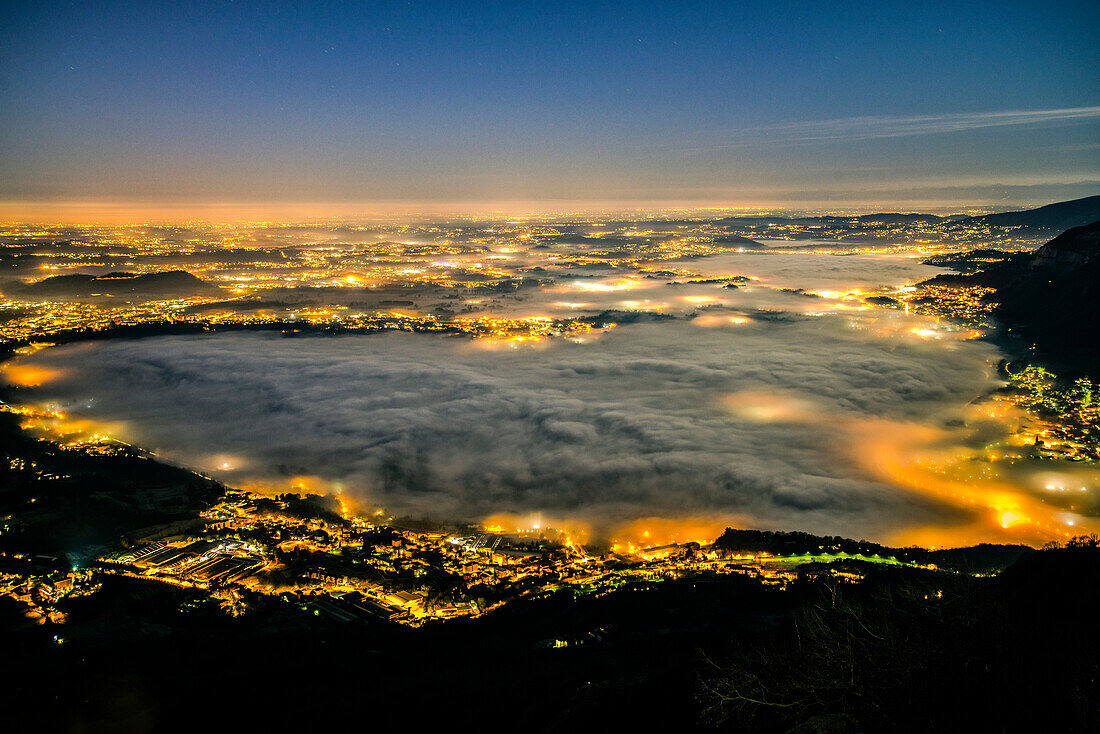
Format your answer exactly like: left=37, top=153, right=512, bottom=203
left=1, top=477, right=944, bottom=636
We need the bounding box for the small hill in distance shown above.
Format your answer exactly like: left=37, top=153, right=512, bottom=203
left=711, top=233, right=766, bottom=248
left=15, top=270, right=218, bottom=298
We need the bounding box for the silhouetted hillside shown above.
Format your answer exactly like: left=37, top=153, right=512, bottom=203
left=710, top=196, right=1099, bottom=234
left=5, top=544, right=1096, bottom=733
left=16, top=270, right=217, bottom=297
left=957, top=194, right=1100, bottom=231
left=924, top=220, right=1100, bottom=374
left=712, top=527, right=1032, bottom=573
left=711, top=233, right=766, bottom=248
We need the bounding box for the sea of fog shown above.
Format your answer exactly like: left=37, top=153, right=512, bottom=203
left=11, top=248, right=1097, bottom=547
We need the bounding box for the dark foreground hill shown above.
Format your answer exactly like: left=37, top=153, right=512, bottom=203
left=924, top=219, right=1100, bottom=374
left=14, top=270, right=218, bottom=298
left=4, top=544, right=1097, bottom=733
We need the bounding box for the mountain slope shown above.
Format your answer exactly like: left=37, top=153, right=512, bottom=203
left=958, top=194, right=1100, bottom=231
left=925, top=220, right=1100, bottom=373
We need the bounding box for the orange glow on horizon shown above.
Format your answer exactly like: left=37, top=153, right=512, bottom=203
left=0, top=198, right=802, bottom=226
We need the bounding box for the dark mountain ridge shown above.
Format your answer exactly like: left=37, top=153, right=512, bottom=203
left=714, top=194, right=1100, bottom=231
left=957, top=194, right=1100, bottom=231
left=924, top=219, right=1100, bottom=374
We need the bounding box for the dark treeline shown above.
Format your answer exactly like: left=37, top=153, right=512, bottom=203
left=712, top=527, right=1033, bottom=574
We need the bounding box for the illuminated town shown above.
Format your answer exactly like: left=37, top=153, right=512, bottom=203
left=1, top=481, right=934, bottom=632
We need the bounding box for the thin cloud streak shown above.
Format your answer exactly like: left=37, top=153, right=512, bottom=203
left=689, top=106, right=1100, bottom=151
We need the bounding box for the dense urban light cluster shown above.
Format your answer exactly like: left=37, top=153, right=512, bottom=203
left=0, top=212, right=1045, bottom=346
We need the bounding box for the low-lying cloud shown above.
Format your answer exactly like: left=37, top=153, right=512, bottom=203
left=19, top=317, right=1007, bottom=543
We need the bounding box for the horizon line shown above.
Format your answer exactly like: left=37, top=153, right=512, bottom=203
left=2, top=193, right=1097, bottom=226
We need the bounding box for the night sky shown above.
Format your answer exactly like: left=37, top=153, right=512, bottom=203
left=1, top=0, right=1098, bottom=213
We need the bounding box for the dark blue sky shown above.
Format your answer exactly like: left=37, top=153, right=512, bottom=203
left=2, top=0, right=1098, bottom=214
